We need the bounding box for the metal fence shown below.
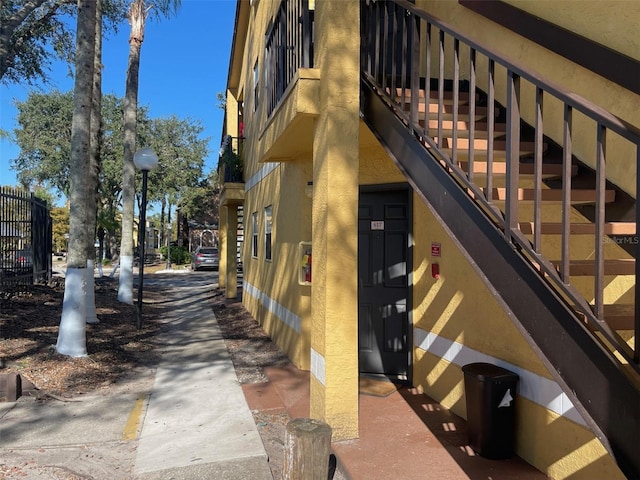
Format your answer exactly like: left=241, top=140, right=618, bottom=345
left=0, top=187, right=52, bottom=294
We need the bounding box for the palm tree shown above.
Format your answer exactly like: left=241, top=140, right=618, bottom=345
left=56, top=0, right=97, bottom=356
left=85, top=0, right=103, bottom=325
left=117, top=0, right=180, bottom=304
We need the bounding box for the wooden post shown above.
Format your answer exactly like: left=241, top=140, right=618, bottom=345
left=0, top=373, right=22, bottom=402
left=283, top=418, right=333, bottom=480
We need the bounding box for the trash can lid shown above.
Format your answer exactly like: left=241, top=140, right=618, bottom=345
left=461, top=362, right=519, bottom=382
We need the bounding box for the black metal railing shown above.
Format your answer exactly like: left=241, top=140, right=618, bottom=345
left=265, top=0, right=314, bottom=117
left=219, top=135, right=244, bottom=183
left=0, top=187, right=52, bottom=294
left=361, top=0, right=640, bottom=367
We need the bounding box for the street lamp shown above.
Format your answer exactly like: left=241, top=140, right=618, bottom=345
left=133, top=147, right=159, bottom=329
left=166, top=224, right=172, bottom=270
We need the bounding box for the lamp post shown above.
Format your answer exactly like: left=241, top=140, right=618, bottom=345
left=166, top=224, right=172, bottom=270
left=133, top=147, right=159, bottom=329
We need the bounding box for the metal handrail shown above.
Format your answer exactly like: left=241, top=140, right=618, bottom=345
left=361, top=0, right=640, bottom=365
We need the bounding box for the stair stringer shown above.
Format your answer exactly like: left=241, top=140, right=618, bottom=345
left=361, top=78, right=640, bottom=479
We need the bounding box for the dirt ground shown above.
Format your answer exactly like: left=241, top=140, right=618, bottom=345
left=0, top=272, right=308, bottom=480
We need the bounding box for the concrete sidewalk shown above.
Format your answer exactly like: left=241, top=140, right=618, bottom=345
left=0, top=275, right=272, bottom=479
left=134, top=279, right=271, bottom=479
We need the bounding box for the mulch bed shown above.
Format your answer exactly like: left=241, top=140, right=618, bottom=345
left=0, top=278, right=164, bottom=397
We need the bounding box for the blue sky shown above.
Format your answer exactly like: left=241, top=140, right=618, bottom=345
left=0, top=0, right=236, bottom=194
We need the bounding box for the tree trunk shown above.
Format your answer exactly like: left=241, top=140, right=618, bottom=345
left=86, top=0, right=102, bottom=324
left=57, top=0, right=97, bottom=357
left=118, top=0, right=146, bottom=304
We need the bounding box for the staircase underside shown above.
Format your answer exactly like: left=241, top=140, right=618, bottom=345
left=361, top=77, right=640, bottom=478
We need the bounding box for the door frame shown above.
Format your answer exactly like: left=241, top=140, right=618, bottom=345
left=358, top=182, right=414, bottom=383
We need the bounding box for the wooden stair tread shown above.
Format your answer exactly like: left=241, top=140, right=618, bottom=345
left=578, top=304, right=636, bottom=330
left=439, top=138, right=545, bottom=152
left=420, top=122, right=508, bottom=138
left=393, top=88, right=475, bottom=102
left=458, top=161, right=576, bottom=178
left=485, top=187, right=615, bottom=205
left=551, top=258, right=635, bottom=275
left=436, top=145, right=540, bottom=158
left=437, top=149, right=525, bottom=160
left=406, top=103, right=500, bottom=116
left=519, top=222, right=636, bottom=235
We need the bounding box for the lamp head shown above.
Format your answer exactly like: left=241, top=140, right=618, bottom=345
left=133, top=147, right=159, bottom=171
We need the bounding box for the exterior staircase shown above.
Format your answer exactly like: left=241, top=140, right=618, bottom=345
left=361, top=0, right=640, bottom=477
left=391, top=83, right=638, bottom=334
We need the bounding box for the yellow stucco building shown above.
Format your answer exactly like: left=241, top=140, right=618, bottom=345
left=218, top=1, right=640, bottom=478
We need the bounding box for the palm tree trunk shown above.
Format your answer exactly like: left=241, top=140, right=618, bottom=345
left=118, top=0, right=146, bottom=304
left=86, top=0, right=102, bottom=324
left=57, top=0, right=97, bottom=357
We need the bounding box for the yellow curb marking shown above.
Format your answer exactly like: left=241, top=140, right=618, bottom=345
left=122, top=394, right=147, bottom=440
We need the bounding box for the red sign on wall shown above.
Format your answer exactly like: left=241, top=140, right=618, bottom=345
left=431, top=242, right=441, bottom=257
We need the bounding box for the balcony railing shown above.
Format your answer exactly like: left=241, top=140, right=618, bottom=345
left=218, top=135, right=244, bottom=183
left=265, top=0, right=314, bottom=117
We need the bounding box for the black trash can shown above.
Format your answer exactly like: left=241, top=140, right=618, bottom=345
left=461, top=362, right=519, bottom=459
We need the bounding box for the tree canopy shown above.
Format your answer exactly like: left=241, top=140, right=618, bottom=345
left=0, top=0, right=128, bottom=85
left=11, top=89, right=210, bottom=220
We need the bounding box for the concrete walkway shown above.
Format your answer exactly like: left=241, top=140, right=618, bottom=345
left=134, top=278, right=271, bottom=479
left=0, top=273, right=272, bottom=479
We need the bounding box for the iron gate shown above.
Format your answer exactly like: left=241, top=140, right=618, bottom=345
left=0, top=187, right=52, bottom=293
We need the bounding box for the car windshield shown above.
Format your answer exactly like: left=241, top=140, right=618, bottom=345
left=198, top=248, right=218, bottom=255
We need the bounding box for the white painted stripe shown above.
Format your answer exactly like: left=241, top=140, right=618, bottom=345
left=311, top=348, right=326, bottom=386
left=414, top=327, right=586, bottom=426
left=245, top=162, right=280, bottom=192
left=243, top=281, right=302, bottom=334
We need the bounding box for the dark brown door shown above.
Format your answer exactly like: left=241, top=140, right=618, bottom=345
left=358, top=186, right=412, bottom=379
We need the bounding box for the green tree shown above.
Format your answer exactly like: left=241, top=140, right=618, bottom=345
left=32, top=186, right=57, bottom=207
left=13, top=90, right=74, bottom=195
left=179, top=169, right=220, bottom=228
left=0, top=0, right=127, bottom=85
left=145, top=115, right=208, bottom=238
left=118, top=0, right=180, bottom=305
left=51, top=206, right=70, bottom=252
left=12, top=91, right=150, bottom=212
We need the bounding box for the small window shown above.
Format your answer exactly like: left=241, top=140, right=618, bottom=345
left=251, top=212, right=258, bottom=258
left=264, top=205, right=273, bottom=261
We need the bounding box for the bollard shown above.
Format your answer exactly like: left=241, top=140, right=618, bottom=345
left=0, top=373, right=22, bottom=402
left=283, top=418, right=332, bottom=480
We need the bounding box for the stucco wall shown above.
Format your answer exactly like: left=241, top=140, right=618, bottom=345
left=358, top=117, right=625, bottom=478
left=242, top=160, right=313, bottom=370
left=411, top=191, right=624, bottom=479
left=230, top=0, right=633, bottom=473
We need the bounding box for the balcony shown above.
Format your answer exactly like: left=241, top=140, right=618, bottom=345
left=218, top=136, right=245, bottom=207
left=260, top=0, right=318, bottom=163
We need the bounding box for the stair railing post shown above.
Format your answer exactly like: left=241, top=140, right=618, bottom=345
left=561, top=103, right=573, bottom=282
left=635, top=146, right=640, bottom=363
left=505, top=69, right=521, bottom=243
left=594, top=124, right=607, bottom=320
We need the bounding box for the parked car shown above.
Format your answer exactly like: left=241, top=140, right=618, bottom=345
left=191, top=246, right=219, bottom=271
left=13, top=249, right=32, bottom=268
left=0, top=248, right=32, bottom=277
